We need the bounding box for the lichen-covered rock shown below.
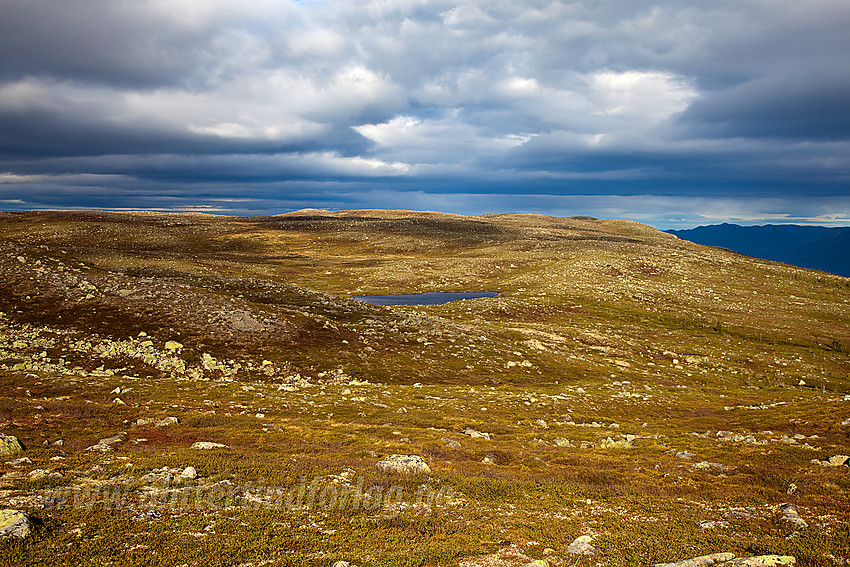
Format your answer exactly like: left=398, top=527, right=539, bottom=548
left=191, top=441, right=228, bottom=450
left=462, top=427, right=490, bottom=440
left=655, top=553, right=736, bottom=567
left=0, top=509, right=32, bottom=539
left=566, top=535, right=595, bottom=555
left=778, top=503, right=807, bottom=531
left=0, top=433, right=23, bottom=457
left=727, top=556, right=795, bottom=566
left=155, top=417, right=179, bottom=427
left=522, top=561, right=549, bottom=567
left=98, top=432, right=127, bottom=446
left=375, top=454, right=431, bottom=475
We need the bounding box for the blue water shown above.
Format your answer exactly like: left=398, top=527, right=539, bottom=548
left=353, top=291, right=499, bottom=306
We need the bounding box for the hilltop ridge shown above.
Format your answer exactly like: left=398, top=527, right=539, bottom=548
left=0, top=210, right=847, bottom=566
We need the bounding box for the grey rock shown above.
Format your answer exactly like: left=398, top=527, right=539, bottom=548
left=522, top=561, right=549, bottom=567
left=0, top=509, right=33, bottom=539
left=98, top=432, right=127, bottom=446
left=85, top=444, right=114, bottom=452
left=155, top=417, right=179, bottom=427
left=726, top=556, right=795, bottom=566
left=191, top=442, right=228, bottom=450
left=462, top=427, right=490, bottom=440
left=0, top=433, right=23, bottom=457
left=441, top=437, right=462, bottom=449
left=376, top=454, right=431, bottom=475
left=675, top=451, right=695, bottom=460
left=179, top=466, right=197, bottom=480
left=654, top=553, right=736, bottom=567
left=566, top=535, right=595, bottom=555
left=779, top=503, right=807, bottom=531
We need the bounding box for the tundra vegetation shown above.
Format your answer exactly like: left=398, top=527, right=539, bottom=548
left=0, top=210, right=847, bottom=566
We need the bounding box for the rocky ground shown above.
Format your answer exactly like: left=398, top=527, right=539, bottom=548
left=0, top=210, right=847, bottom=566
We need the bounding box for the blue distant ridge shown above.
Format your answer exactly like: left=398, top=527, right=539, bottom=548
left=353, top=291, right=499, bottom=306
left=666, top=224, right=850, bottom=277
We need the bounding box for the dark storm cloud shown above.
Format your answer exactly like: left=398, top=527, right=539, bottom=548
left=0, top=0, right=848, bottom=227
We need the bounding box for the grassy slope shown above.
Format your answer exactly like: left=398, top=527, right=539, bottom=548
left=0, top=210, right=847, bottom=566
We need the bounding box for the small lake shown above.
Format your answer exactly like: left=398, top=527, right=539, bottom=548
left=353, top=291, right=499, bottom=306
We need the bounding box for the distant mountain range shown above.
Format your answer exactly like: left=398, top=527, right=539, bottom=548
left=666, top=223, right=850, bottom=277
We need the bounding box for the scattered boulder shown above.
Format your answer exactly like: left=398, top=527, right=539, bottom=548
left=0, top=433, right=23, bottom=457
left=98, top=432, right=127, bottom=446
left=164, top=340, right=183, bottom=351
left=812, top=454, right=849, bottom=467
left=522, top=561, right=548, bottom=567
left=191, top=442, right=228, bottom=450
left=655, top=553, right=735, bottom=567
left=727, top=556, right=795, bottom=566
left=553, top=438, right=572, bottom=447
left=179, top=466, right=197, bottom=480
left=441, top=437, right=462, bottom=449
left=566, top=535, right=595, bottom=555
left=155, top=417, right=179, bottom=427
left=462, top=427, right=490, bottom=440
left=778, top=503, right=807, bottom=531
left=675, top=451, right=695, bottom=460
left=0, top=509, right=32, bottom=539
left=5, top=457, right=32, bottom=466
left=599, top=437, right=631, bottom=449
left=27, top=469, right=62, bottom=480
left=376, top=454, right=431, bottom=475
left=535, top=419, right=548, bottom=429
left=85, top=444, right=114, bottom=452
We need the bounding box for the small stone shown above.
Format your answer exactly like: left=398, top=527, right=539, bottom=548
left=135, top=418, right=152, bottom=426
left=0, top=509, right=33, bottom=539
left=566, top=535, right=595, bottom=555
left=5, top=457, right=32, bottom=466
left=179, top=466, right=197, bottom=480
left=553, top=438, right=572, bottom=447
left=164, top=340, right=183, bottom=351
left=155, top=417, right=179, bottom=427
left=110, top=387, right=122, bottom=394
left=522, top=561, right=549, bottom=567
left=675, top=451, right=695, bottom=460
left=536, top=419, right=548, bottom=429
left=0, top=434, right=23, bottom=457
left=442, top=437, right=462, bottom=449
left=113, top=397, right=126, bottom=405
left=86, top=444, right=114, bottom=452
left=376, top=454, right=431, bottom=475
left=482, top=455, right=496, bottom=465
left=191, top=442, right=228, bottom=450
left=462, top=427, right=490, bottom=440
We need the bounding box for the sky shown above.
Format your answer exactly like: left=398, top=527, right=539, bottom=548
left=0, top=0, right=848, bottom=228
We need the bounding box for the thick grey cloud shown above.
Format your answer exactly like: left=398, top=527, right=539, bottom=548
left=0, top=0, right=848, bottom=227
